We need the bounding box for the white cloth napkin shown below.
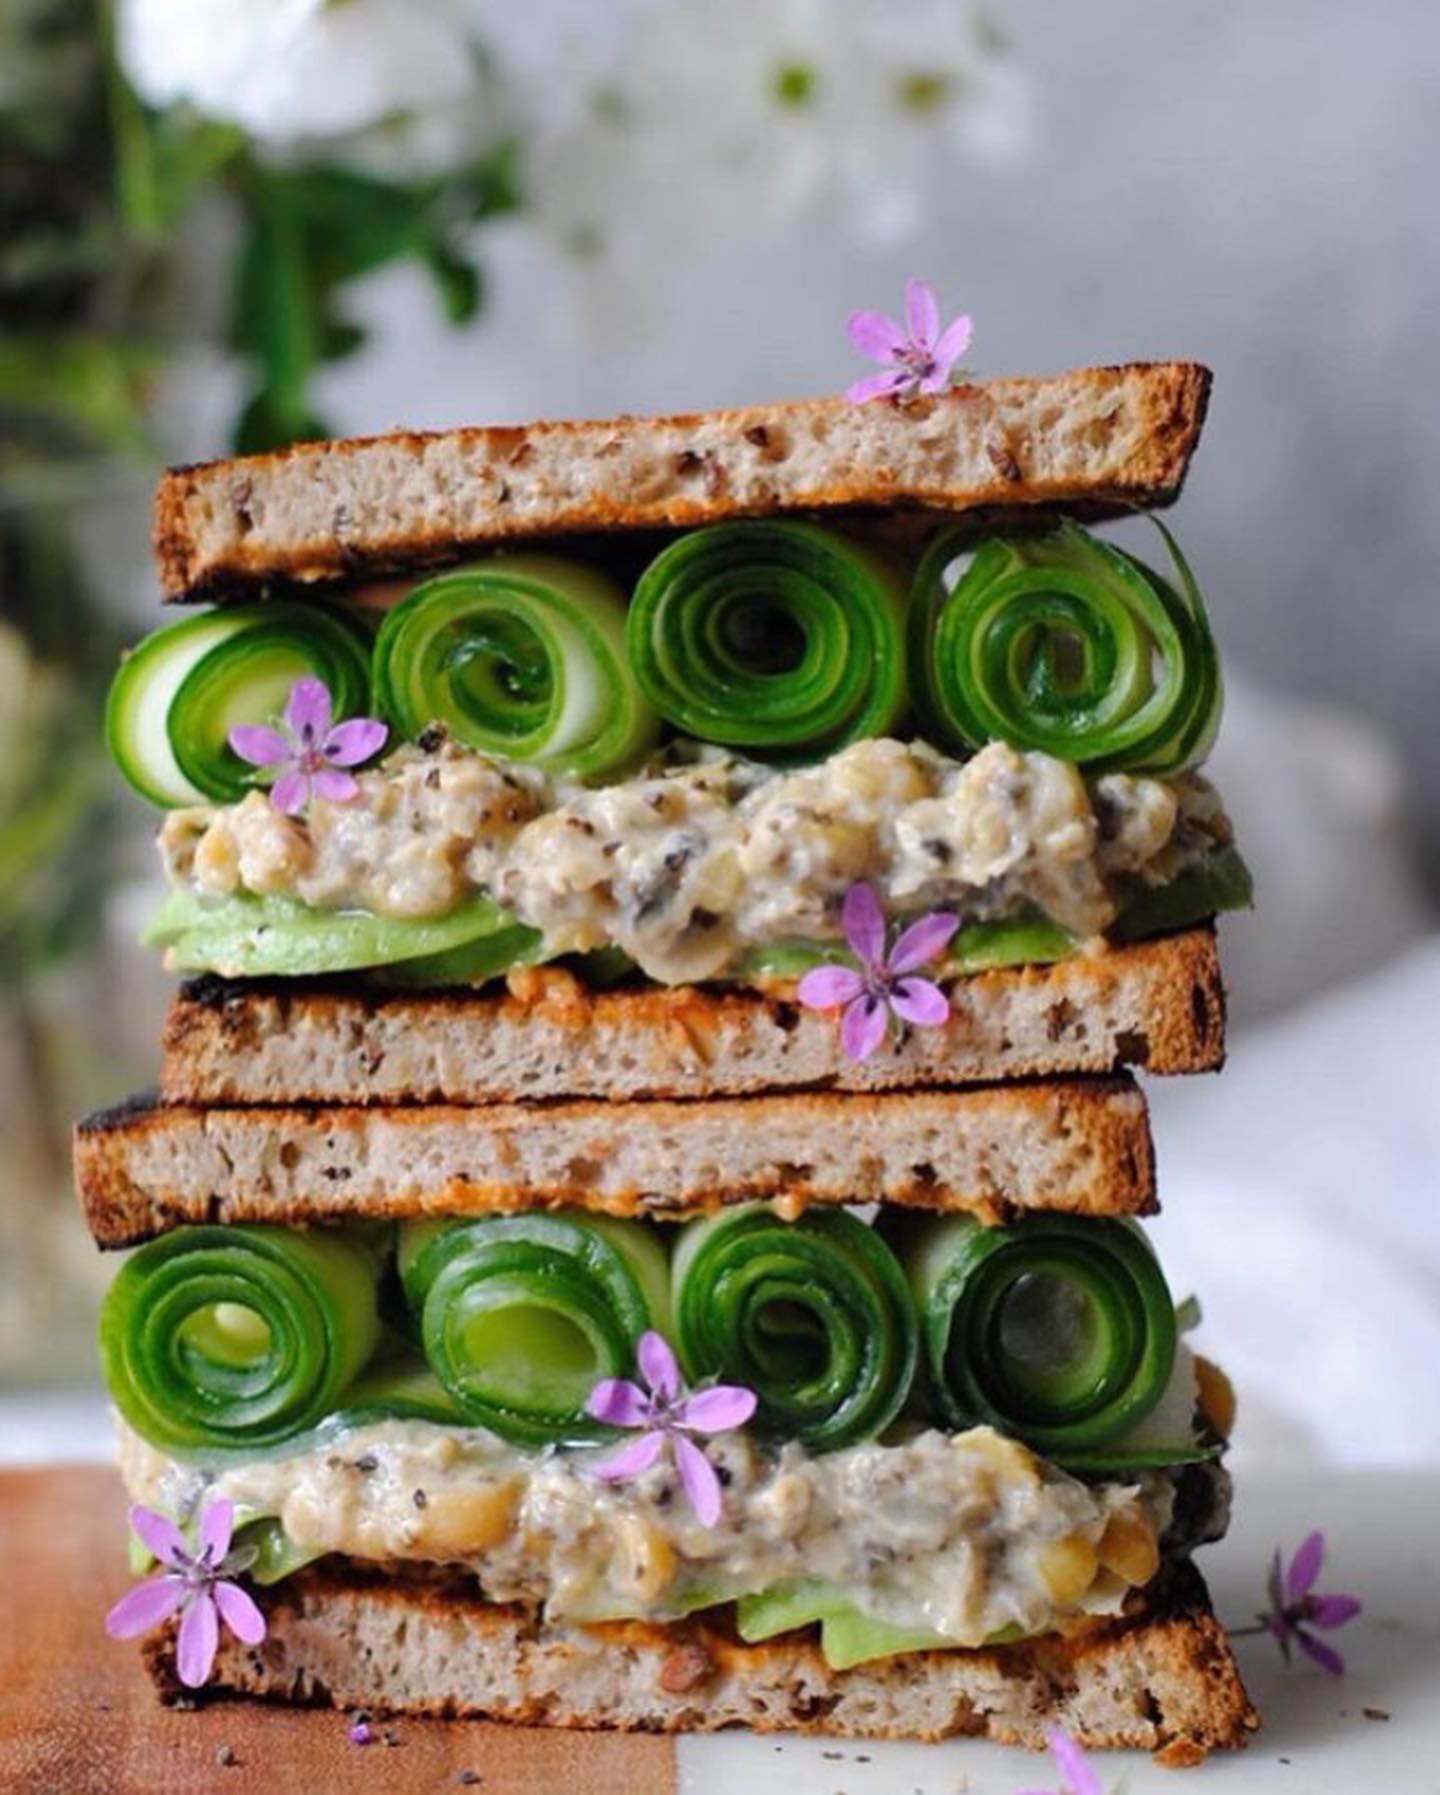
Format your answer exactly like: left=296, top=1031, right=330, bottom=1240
left=1147, top=939, right=1440, bottom=1469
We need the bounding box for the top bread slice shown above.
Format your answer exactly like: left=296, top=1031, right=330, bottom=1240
left=154, top=362, right=1210, bottom=601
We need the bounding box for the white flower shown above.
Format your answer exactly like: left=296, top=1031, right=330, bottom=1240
left=116, top=0, right=483, bottom=145
left=522, top=0, right=1033, bottom=256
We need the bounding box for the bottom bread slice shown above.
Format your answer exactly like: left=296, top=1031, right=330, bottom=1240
left=147, top=1559, right=1258, bottom=1763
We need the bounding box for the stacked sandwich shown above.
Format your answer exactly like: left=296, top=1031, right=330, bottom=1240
left=76, top=362, right=1260, bottom=1761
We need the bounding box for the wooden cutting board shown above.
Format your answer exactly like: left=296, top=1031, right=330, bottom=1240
left=0, top=1465, right=676, bottom=1795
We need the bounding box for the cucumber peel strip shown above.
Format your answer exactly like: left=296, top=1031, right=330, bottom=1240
left=671, top=1204, right=918, bottom=1453
left=912, top=518, right=1223, bottom=773
left=373, top=555, right=660, bottom=780
left=627, top=520, right=909, bottom=757
left=396, top=1211, right=672, bottom=1447
left=885, top=1212, right=1178, bottom=1457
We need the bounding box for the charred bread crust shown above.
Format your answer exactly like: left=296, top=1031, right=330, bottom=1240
left=142, top=1557, right=1257, bottom=1758
left=73, top=1077, right=1157, bottom=1247
left=152, top=364, right=1212, bottom=602
left=158, top=928, right=1225, bottom=1107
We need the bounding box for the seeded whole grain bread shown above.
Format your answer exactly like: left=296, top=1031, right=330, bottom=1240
left=159, top=929, right=1224, bottom=1108
left=144, top=1558, right=1256, bottom=1762
left=153, top=363, right=1211, bottom=602
left=73, top=1077, right=1154, bottom=1248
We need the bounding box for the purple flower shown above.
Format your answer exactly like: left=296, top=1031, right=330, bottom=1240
left=845, top=277, right=973, bottom=404
left=1261, top=1531, right=1362, bottom=1676
left=586, top=1331, right=757, bottom=1528
left=1015, top=1727, right=1104, bottom=1795
left=228, top=675, right=388, bottom=815
left=105, top=1500, right=266, bottom=1689
left=795, top=882, right=958, bottom=1063
left=347, top=1717, right=374, bottom=1746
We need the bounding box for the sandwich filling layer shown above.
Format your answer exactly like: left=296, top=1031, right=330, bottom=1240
left=99, top=1205, right=1230, bottom=1666
left=154, top=735, right=1241, bottom=985
left=115, top=1417, right=1222, bottom=1660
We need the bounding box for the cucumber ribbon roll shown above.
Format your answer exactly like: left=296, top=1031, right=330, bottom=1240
left=106, top=603, right=373, bottom=806
left=887, top=1212, right=1177, bottom=1457
left=671, top=1205, right=918, bottom=1452
left=627, top=521, right=909, bottom=756
left=373, top=556, right=659, bottom=779
left=911, top=519, right=1222, bottom=773
left=397, top=1212, right=671, bottom=1445
left=99, top=1225, right=384, bottom=1455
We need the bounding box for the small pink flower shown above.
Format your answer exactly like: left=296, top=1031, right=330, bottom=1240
left=796, top=883, right=958, bottom=1062
left=1261, top=1531, right=1362, bottom=1676
left=1015, top=1727, right=1104, bottom=1795
left=845, top=277, right=973, bottom=403
left=228, top=675, right=387, bottom=815
left=586, top=1331, right=757, bottom=1528
left=347, top=1717, right=374, bottom=1746
left=105, top=1500, right=266, bottom=1689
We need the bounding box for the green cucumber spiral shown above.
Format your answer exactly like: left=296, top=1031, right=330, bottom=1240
left=372, top=556, right=659, bottom=779
left=886, top=1212, right=1177, bottom=1456
left=626, top=521, right=909, bottom=756
left=396, top=1211, right=671, bottom=1445
left=99, top=1225, right=384, bottom=1455
left=671, top=1205, right=918, bottom=1452
left=106, top=603, right=373, bottom=806
left=910, top=519, right=1222, bottom=772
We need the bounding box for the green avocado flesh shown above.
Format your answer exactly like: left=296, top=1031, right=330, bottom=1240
left=148, top=846, right=1251, bottom=987
left=737, top=1580, right=960, bottom=1667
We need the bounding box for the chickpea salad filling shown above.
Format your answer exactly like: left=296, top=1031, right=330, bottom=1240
left=106, top=513, right=1250, bottom=989
left=116, top=1416, right=1228, bottom=1666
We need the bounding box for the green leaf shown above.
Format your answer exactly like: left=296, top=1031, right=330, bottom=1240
left=424, top=241, right=481, bottom=324
left=0, top=330, right=157, bottom=453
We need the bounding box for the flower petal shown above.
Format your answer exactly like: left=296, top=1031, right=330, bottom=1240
left=844, top=369, right=906, bottom=404
left=214, top=1579, right=267, bottom=1646
left=1309, top=1593, right=1363, bottom=1629
left=1287, top=1530, right=1326, bottom=1602
left=310, top=768, right=360, bottom=805
left=888, top=910, right=960, bottom=975
left=585, top=1377, right=651, bottom=1428
left=846, top=309, right=905, bottom=363
left=197, top=1499, right=234, bottom=1566
left=283, top=675, right=332, bottom=743
left=673, top=1432, right=723, bottom=1527
left=1297, top=1628, right=1346, bottom=1677
left=129, top=1505, right=189, bottom=1570
left=322, top=718, right=389, bottom=767
left=269, top=770, right=311, bottom=815
left=931, top=313, right=974, bottom=376
left=889, top=977, right=950, bottom=1029
left=840, top=882, right=886, bottom=969
left=105, top=1574, right=186, bottom=1638
left=673, top=1384, right=758, bottom=1435
left=1047, top=1726, right=1103, bottom=1795
left=227, top=725, right=293, bottom=768
left=904, top=278, right=939, bottom=350
left=176, top=1592, right=220, bottom=1688
left=795, top=965, right=866, bottom=1011
left=637, top=1330, right=681, bottom=1404
left=590, top=1430, right=667, bottom=1482
left=840, top=993, right=889, bottom=1063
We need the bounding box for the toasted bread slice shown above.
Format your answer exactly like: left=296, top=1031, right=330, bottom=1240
left=153, top=363, right=1210, bottom=601
left=160, top=929, right=1224, bottom=1107
left=73, top=1077, right=1154, bottom=1247
left=144, top=1558, right=1257, bottom=1761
